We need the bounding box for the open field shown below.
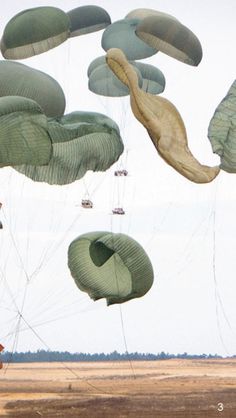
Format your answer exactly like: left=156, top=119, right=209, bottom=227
left=0, top=358, right=235, bottom=417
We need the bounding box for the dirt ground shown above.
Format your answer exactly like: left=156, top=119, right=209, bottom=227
left=0, top=358, right=235, bottom=417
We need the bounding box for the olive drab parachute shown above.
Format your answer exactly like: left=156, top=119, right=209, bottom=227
left=68, top=231, right=154, bottom=306
left=135, top=14, right=203, bottom=66
left=102, top=19, right=158, bottom=60
left=0, top=7, right=70, bottom=60
left=0, top=61, right=66, bottom=118
left=106, top=48, right=219, bottom=183
left=208, top=80, right=236, bottom=173
left=88, top=56, right=165, bottom=97
left=14, top=111, right=124, bottom=185
left=0, top=96, right=52, bottom=167
left=88, top=58, right=143, bottom=97
left=67, top=5, right=111, bottom=37
left=130, top=61, right=165, bottom=94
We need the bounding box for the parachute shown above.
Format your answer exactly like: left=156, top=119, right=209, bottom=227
left=0, top=96, right=52, bottom=167
left=14, top=111, right=124, bottom=185
left=135, top=14, right=203, bottom=66
left=0, top=7, right=70, bottom=59
left=0, top=61, right=66, bottom=117
left=102, top=19, right=158, bottom=60
left=88, top=56, right=165, bottom=96
left=68, top=231, right=154, bottom=306
left=88, top=58, right=143, bottom=97
left=130, top=61, right=165, bottom=94
left=106, top=48, right=219, bottom=183
left=208, top=80, right=236, bottom=173
left=67, top=5, right=111, bottom=37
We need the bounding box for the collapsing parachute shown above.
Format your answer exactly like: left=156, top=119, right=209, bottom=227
left=106, top=48, right=219, bottom=184
left=208, top=80, right=236, bottom=173
left=68, top=231, right=154, bottom=306
left=14, top=111, right=124, bottom=185
left=0, top=7, right=70, bottom=59
left=0, top=61, right=66, bottom=117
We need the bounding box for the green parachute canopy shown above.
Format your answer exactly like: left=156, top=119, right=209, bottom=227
left=0, top=96, right=52, bottom=167
left=208, top=80, right=236, bottom=173
left=131, top=61, right=165, bottom=94
left=67, top=5, right=111, bottom=37
left=88, top=58, right=143, bottom=97
left=136, top=15, right=203, bottom=66
left=68, top=231, right=154, bottom=305
left=88, top=56, right=165, bottom=96
left=14, top=111, right=124, bottom=185
left=0, top=7, right=70, bottom=59
left=0, top=61, right=65, bottom=117
left=102, top=19, right=158, bottom=60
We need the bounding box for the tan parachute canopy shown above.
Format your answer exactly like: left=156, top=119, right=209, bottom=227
left=106, top=48, right=219, bottom=184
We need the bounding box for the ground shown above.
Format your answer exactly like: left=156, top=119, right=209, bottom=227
left=0, top=358, right=235, bottom=417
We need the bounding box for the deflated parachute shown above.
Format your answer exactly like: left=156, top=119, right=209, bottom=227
left=0, top=61, right=66, bottom=117
left=208, top=80, right=236, bottom=173
left=14, top=111, right=124, bottom=185
left=68, top=231, right=154, bottom=305
left=106, top=48, right=219, bottom=183
left=0, top=7, right=70, bottom=59
left=0, top=96, right=52, bottom=167
left=67, top=5, right=111, bottom=37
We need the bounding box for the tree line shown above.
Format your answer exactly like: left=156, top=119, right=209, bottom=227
left=0, top=350, right=227, bottom=363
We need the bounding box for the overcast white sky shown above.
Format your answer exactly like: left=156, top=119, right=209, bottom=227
left=0, top=0, right=236, bottom=357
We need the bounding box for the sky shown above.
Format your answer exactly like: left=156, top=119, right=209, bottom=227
left=0, top=0, right=236, bottom=358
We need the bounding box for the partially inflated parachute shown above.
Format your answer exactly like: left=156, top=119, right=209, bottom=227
left=68, top=231, right=154, bottom=305
left=14, top=111, right=124, bottom=185
left=0, top=96, right=52, bottom=167
left=67, top=5, right=111, bottom=37
left=0, top=7, right=70, bottom=59
left=208, top=80, right=236, bottom=173
left=0, top=61, right=65, bottom=117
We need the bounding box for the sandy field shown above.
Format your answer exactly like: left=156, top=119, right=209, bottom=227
left=0, top=358, right=235, bottom=417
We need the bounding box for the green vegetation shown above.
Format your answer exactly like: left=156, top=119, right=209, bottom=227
left=0, top=350, right=226, bottom=363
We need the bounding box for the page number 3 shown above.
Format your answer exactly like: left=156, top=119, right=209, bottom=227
left=217, top=403, right=224, bottom=412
